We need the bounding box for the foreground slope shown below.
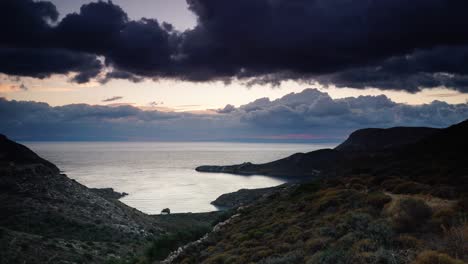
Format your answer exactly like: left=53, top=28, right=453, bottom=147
left=169, top=121, right=468, bottom=264
left=0, top=135, right=222, bottom=264
left=0, top=135, right=164, bottom=263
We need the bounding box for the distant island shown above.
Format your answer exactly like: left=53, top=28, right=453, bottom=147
left=1, top=119, right=467, bottom=263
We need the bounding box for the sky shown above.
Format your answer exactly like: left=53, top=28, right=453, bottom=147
left=1, top=0, right=468, bottom=141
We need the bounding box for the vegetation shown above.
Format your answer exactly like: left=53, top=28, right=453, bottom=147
left=169, top=176, right=467, bottom=263
left=385, top=197, right=432, bottom=232
left=411, top=251, right=465, bottom=264
left=144, top=226, right=211, bottom=263
left=107, top=211, right=235, bottom=264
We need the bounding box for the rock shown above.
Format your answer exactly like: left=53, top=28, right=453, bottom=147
left=90, top=188, right=128, bottom=200
left=211, top=185, right=288, bottom=209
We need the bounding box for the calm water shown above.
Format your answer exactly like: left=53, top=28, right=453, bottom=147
left=24, top=142, right=337, bottom=214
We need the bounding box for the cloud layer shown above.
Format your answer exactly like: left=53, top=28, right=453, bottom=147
left=1, top=89, right=467, bottom=141
left=1, top=0, right=468, bottom=92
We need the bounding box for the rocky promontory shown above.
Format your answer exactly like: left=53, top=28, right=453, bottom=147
left=196, top=149, right=343, bottom=178
left=196, top=125, right=445, bottom=179
left=90, top=187, right=129, bottom=200
left=211, top=184, right=293, bottom=209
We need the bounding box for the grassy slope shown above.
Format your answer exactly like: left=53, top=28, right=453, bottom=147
left=165, top=121, right=468, bottom=263
left=171, top=177, right=467, bottom=264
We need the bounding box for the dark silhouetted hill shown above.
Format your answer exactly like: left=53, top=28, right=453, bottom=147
left=0, top=134, right=58, bottom=171
left=196, top=124, right=447, bottom=178
left=335, top=127, right=439, bottom=154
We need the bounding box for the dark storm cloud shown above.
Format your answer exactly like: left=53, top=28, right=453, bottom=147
left=55, top=1, right=129, bottom=54
left=1, top=0, right=468, bottom=91
left=1, top=89, right=467, bottom=141
left=0, top=0, right=174, bottom=82
left=0, top=48, right=103, bottom=83
left=0, top=0, right=104, bottom=83
left=179, top=0, right=468, bottom=90
left=0, top=0, right=58, bottom=46
left=316, top=45, right=468, bottom=93
left=55, top=2, right=175, bottom=77
left=102, top=70, right=144, bottom=83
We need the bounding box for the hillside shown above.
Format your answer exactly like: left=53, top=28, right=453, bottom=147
left=167, top=121, right=468, bottom=263
left=196, top=149, right=344, bottom=178
left=334, top=127, right=439, bottom=154
left=0, top=135, right=223, bottom=264
left=196, top=122, right=464, bottom=183
left=2, top=120, right=467, bottom=264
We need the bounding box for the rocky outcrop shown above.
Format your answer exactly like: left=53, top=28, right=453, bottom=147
left=211, top=184, right=291, bottom=209
left=90, top=187, right=128, bottom=200
left=196, top=149, right=344, bottom=178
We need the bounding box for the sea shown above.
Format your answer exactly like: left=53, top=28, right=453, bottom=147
left=23, top=142, right=337, bottom=214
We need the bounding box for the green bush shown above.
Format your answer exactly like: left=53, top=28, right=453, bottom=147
left=144, top=225, right=211, bottom=262
left=293, top=182, right=321, bottom=196
left=365, top=219, right=393, bottom=246
left=336, top=212, right=372, bottom=237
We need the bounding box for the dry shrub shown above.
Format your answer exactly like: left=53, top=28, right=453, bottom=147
left=352, top=238, right=378, bottom=252
left=385, top=197, right=432, bottom=232
left=349, top=183, right=367, bottom=192
left=411, top=250, right=464, bottom=264
left=314, top=188, right=349, bottom=213
left=305, top=237, right=332, bottom=253
left=392, top=181, right=430, bottom=195
left=456, top=197, right=468, bottom=211
left=366, top=192, right=392, bottom=209
left=380, top=178, right=405, bottom=191
left=204, top=253, right=233, bottom=264
left=441, top=223, right=468, bottom=260
left=307, top=249, right=349, bottom=264
left=431, top=208, right=457, bottom=229
left=430, top=186, right=457, bottom=199
left=396, top=234, right=424, bottom=249
left=350, top=252, right=377, bottom=264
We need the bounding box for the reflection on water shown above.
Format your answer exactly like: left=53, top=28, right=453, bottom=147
left=24, top=142, right=337, bottom=214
